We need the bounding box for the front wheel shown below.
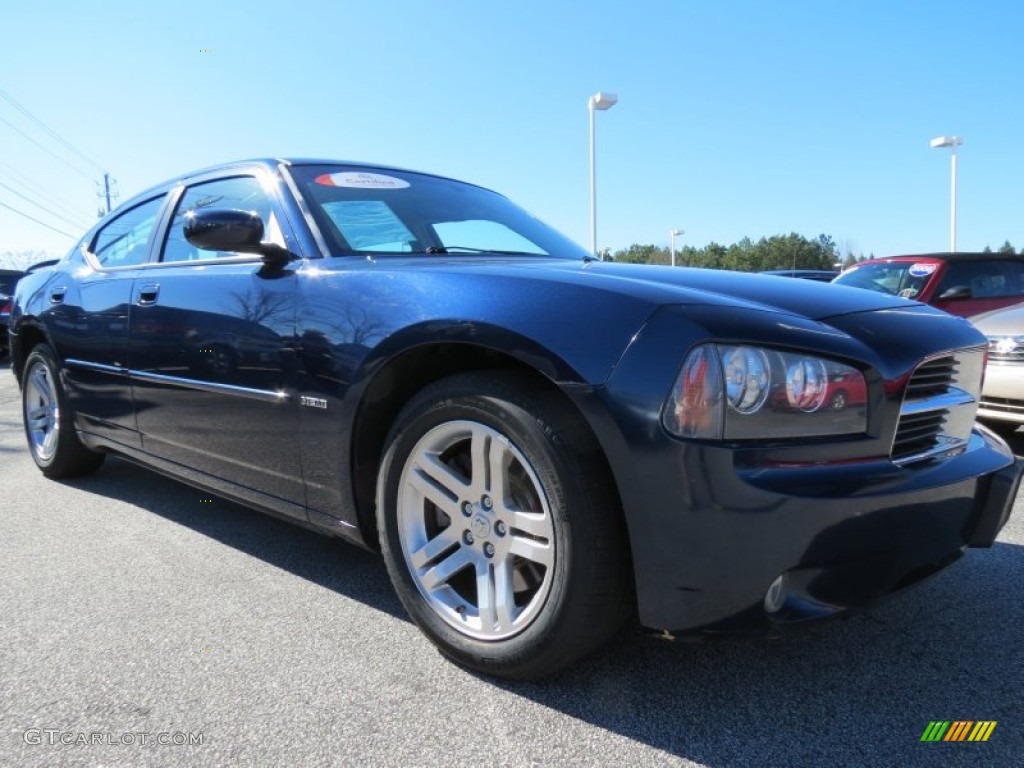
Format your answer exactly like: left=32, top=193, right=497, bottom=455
left=22, top=344, right=105, bottom=478
left=377, top=372, right=633, bottom=680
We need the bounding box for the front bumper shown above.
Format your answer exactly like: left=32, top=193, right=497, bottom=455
left=613, top=428, right=1020, bottom=634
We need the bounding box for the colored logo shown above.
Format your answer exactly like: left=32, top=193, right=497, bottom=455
left=920, top=721, right=997, bottom=742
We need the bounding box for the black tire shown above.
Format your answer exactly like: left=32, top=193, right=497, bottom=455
left=376, top=372, right=633, bottom=680
left=828, top=390, right=847, bottom=410
left=21, top=344, right=105, bottom=478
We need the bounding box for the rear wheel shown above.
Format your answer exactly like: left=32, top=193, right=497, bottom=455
left=22, top=344, right=105, bottom=478
left=377, top=372, right=633, bottom=680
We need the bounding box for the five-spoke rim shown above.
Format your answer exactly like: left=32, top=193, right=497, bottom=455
left=24, top=360, right=59, bottom=462
left=397, top=420, right=555, bottom=641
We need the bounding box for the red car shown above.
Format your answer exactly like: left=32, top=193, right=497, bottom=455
left=833, top=252, right=1024, bottom=318
left=824, top=370, right=868, bottom=410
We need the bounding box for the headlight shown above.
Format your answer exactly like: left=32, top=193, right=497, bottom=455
left=663, top=344, right=868, bottom=440
left=723, top=346, right=770, bottom=413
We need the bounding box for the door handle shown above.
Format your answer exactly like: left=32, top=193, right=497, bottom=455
left=137, top=283, right=160, bottom=305
left=49, top=286, right=67, bottom=304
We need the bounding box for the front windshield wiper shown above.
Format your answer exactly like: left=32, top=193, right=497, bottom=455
left=424, top=246, right=541, bottom=256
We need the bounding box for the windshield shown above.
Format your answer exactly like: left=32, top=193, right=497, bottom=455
left=288, top=164, right=590, bottom=260
left=832, top=261, right=936, bottom=299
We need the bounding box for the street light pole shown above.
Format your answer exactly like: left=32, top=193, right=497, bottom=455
left=929, top=135, right=963, bottom=252
left=588, top=92, right=618, bottom=257
left=670, top=228, right=685, bottom=267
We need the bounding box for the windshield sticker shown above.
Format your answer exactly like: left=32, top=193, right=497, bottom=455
left=315, top=172, right=410, bottom=190
left=908, top=263, right=938, bottom=277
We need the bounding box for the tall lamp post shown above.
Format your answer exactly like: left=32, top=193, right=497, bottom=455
left=929, top=135, right=963, bottom=252
left=588, top=91, right=618, bottom=256
left=670, top=228, right=685, bottom=267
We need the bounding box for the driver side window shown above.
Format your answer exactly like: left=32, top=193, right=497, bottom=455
left=161, top=176, right=284, bottom=262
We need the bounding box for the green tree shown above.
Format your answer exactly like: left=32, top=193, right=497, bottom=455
left=998, top=240, right=1015, bottom=254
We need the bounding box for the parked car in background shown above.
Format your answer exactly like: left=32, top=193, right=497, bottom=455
left=832, top=252, right=1024, bottom=318
left=760, top=269, right=839, bottom=282
left=0, top=268, right=25, bottom=356
left=972, top=303, right=1024, bottom=437
left=9, top=159, right=1022, bottom=679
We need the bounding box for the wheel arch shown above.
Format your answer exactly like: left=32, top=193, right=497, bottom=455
left=10, top=319, right=50, bottom=385
left=349, top=340, right=628, bottom=554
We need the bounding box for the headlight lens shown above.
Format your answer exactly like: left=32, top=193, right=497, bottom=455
left=723, top=346, right=770, bottom=413
left=663, top=344, right=868, bottom=440
left=785, top=357, right=827, bottom=411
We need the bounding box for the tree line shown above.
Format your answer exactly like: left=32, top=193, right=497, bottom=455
left=605, top=235, right=1022, bottom=272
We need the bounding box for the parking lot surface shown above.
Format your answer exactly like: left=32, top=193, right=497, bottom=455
left=1, top=359, right=1021, bottom=767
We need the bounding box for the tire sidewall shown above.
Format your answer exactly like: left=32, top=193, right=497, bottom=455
left=22, top=345, right=63, bottom=472
left=377, top=379, right=598, bottom=673
left=21, top=343, right=102, bottom=478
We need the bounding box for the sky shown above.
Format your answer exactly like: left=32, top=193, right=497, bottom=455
left=1, top=0, right=1022, bottom=267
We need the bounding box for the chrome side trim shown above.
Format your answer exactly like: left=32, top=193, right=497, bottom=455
left=65, top=358, right=128, bottom=375
left=130, top=369, right=290, bottom=404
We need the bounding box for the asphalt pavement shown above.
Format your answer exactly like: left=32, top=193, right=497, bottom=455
left=1, top=358, right=1021, bottom=767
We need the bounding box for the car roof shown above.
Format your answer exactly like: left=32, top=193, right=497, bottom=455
left=760, top=269, right=839, bottom=276
left=858, top=252, right=1024, bottom=264
left=128, top=158, right=467, bottom=200
left=105, top=158, right=488, bottom=230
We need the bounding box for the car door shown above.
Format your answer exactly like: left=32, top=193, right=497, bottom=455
left=57, top=193, right=169, bottom=449
left=129, top=172, right=306, bottom=520
left=932, top=259, right=1024, bottom=316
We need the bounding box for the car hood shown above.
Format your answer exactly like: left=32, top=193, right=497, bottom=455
left=397, top=257, right=920, bottom=322
left=970, top=302, right=1024, bottom=334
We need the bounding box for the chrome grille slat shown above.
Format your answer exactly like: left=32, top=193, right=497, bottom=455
left=891, top=348, right=984, bottom=466
left=902, top=356, right=956, bottom=398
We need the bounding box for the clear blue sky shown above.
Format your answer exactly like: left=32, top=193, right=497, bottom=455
left=2, top=0, right=1022, bottom=265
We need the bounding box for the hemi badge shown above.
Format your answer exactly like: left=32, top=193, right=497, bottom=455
left=300, top=395, right=328, bottom=409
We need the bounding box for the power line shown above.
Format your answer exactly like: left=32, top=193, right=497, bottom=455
left=0, top=200, right=77, bottom=238
left=0, top=86, right=105, bottom=174
left=0, top=160, right=96, bottom=220
left=0, top=178, right=90, bottom=229
left=0, top=111, right=97, bottom=182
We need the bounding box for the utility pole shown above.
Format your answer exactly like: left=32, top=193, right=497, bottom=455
left=97, top=172, right=119, bottom=217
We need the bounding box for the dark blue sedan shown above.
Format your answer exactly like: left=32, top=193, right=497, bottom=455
left=9, top=159, right=1022, bottom=679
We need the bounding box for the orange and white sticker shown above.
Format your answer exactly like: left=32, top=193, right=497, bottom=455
left=314, top=172, right=410, bottom=189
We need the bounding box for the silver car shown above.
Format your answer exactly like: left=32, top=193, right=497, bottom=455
left=974, top=302, right=1024, bottom=436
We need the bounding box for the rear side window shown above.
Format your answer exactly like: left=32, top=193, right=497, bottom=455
left=936, top=260, right=1024, bottom=299
left=91, top=196, right=165, bottom=268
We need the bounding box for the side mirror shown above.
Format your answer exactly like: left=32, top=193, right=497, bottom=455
left=938, top=285, right=972, bottom=301
left=183, top=209, right=292, bottom=267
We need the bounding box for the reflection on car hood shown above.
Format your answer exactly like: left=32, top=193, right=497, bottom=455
left=394, top=258, right=919, bottom=322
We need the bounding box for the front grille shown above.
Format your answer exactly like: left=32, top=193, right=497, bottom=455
left=987, top=336, right=1024, bottom=364
left=891, top=348, right=984, bottom=466
left=892, top=410, right=947, bottom=459
left=904, top=355, right=956, bottom=398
